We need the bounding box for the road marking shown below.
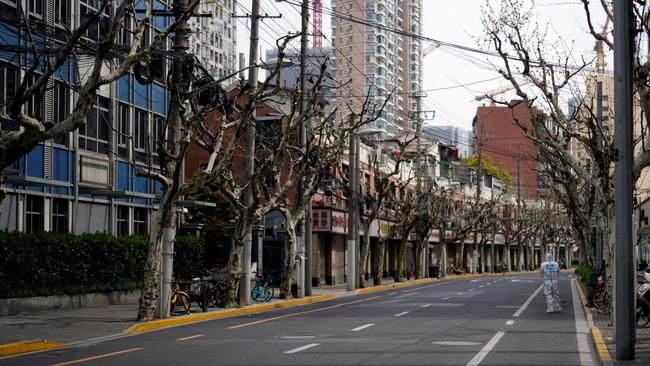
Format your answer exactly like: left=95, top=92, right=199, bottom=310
left=285, top=343, right=320, bottom=354
left=466, top=331, right=505, bottom=366
left=433, top=341, right=482, bottom=346
left=506, top=320, right=515, bottom=325
left=351, top=324, right=375, bottom=331
left=513, top=284, right=543, bottom=317
left=571, top=279, right=599, bottom=365
left=229, top=296, right=382, bottom=329
left=177, top=334, right=203, bottom=341
left=50, top=348, right=144, bottom=366
left=469, top=289, right=475, bottom=291
left=281, top=336, right=316, bottom=339
left=486, top=283, right=491, bottom=285
left=470, top=280, right=481, bottom=282
left=479, top=285, right=485, bottom=288
left=389, top=292, right=398, bottom=295
left=422, top=303, right=432, bottom=307
left=457, top=292, right=464, bottom=295
left=442, top=297, right=451, bottom=300
left=394, top=311, right=409, bottom=317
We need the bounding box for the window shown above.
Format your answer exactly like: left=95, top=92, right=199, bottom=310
left=80, top=0, right=110, bottom=42
left=134, top=208, right=148, bottom=235
left=52, top=198, right=68, bottom=233
left=0, top=63, right=18, bottom=131
left=25, top=196, right=43, bottom=233
left=118, top=103, right=130, bottom=159
left=52, top=82, right=70, bottom=146
left=54, top=0, right=70, bottom=28
left=117, top=206, right=129, bottom=235
left=79, top=96, right=110, bottom=153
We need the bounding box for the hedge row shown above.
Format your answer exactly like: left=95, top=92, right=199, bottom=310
left=574, top=264, right=601, bottom=286
left=0, top=231, right=205, bottom=299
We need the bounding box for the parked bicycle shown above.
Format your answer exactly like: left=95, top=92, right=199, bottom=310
left=587, top=273, right=607, bottom=311
left=495, top=262, right=507, bottom=273
left=170, top=281, right=191, bottom=316
left=180, top=268, right=212, bottom=312
left=637, top=272, right=650, bottom=326
left=207, top=279, right=227, bottom=308
left=251, top=269, right=275, bottom=302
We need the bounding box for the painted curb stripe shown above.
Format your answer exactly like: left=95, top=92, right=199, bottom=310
left=123, top=294, right=334, bottom=334
left=590, top=326, right=612, bottom=363
left=0, top=339, right=67, bottom=357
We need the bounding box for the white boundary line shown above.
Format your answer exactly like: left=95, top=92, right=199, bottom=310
left=466, top=331, right=505, bottom=366
left=351, top=324, right=375, bottom=332
left=513, top=284, right=543, bottom=317
left=284, top=343, right=320, bottom=354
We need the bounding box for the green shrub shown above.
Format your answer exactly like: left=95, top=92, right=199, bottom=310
left=0, top=231, right=206, bottom=299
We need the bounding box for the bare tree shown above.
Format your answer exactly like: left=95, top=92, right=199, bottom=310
left=358, top=134, right=415, bottom=287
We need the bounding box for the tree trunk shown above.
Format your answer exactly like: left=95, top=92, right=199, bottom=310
left=373, top=238, right=387, bottom=285
left=395, top=235, right=408, bottom=282
left=414, top=237, right=425, bottom=279
left=280, top=221, right=297, bottom=299
left=222, top=220, right=247, bottom=308
left=137, top=188, right=179, bottom=321
left=359, top=228, right=372, bottom=288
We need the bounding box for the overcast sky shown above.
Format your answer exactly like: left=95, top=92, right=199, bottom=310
left=233, top=0, right=609, bottom=132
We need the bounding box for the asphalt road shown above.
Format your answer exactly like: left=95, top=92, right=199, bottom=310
left=0, top=273, right=597, bottom=366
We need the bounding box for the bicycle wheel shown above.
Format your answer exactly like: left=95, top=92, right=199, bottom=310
left=637, top=298, right=650, bottom=326
left=198, top=284, right=209, bottom=312
left=208, top=286, right=220, bottom=308
left=264, top=284, right=274, bottom=301
left=592, top=289, right=607, bottom=310
left=171, top=291, right=191, bottom=316
left=251, top=284, right=267, bottom=302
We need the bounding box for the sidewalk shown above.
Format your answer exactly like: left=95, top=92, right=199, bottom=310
left=575, top=278, right=650, bottom=366
left=0, top=278, right=430, bottom=357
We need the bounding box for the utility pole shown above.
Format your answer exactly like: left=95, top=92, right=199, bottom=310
left=347, top=114, right=357, bottom=291
left=472, top=124, right=483, bottom=274
left=298, top=0, right=312, bottom=297
left=156, top=0, right=189, bottom=319
left=240, top=0, right=261, bottom=306
left=415, top=94, right=424, bottom=277
left=595, top=81, right=603, bottom=271
left=614, top=0, right=634, bottom=359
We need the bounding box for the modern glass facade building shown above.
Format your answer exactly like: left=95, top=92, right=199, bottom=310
left=0, top=0, right=237, bottom=235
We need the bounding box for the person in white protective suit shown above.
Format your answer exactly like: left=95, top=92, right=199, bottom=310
left=540, top=252, right=561, bottom=313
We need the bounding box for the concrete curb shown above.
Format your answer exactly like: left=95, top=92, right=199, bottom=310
left=574, top=277, right=612, bottom=366
left=0, top=340, right=67, bottom=357
left=123, top=294, right=334, bottom=334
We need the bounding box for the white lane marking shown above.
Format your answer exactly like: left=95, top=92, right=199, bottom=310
left=469, top=289, right=475, bottom=291
left=351, top=324, right=375, bottom=332
left=442, top=297, right=451, bottom=300
left=422, top=304, right=432, bottom=308
left=394, top=311, right=409, bottom=317
left=486, top=283, right=491, bottom=285
left=433, top=341, right=482, bottom=346
left=470, top=280, right=481, bottom=282
left=457, top=292, right=464, bottom=295
left=506, top=320, right=515, bottom=325
left=571, top=279, right=598, bottom=365
left=285, top=343, right=320, bottom=354
left=281, top=336, right=316, bottom=339
left=513, top=284, right=543, bottom=317
left=466, top=331, right=505, bottom=366
left=479, top=285, right=485, bottom=288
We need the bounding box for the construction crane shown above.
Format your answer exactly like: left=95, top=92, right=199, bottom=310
left=595, top=17, right=610, bottom=74
left=475, top=79, right=531, bottom=103
left=313, top=0, right=322, bottom=48
left=423, top=42, right=441, bottom=57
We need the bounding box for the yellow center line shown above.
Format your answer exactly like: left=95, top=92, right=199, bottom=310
left=228, top=296, right=382, bottom=329
left=388, top=292, right=398, bottom=295
left=177, top=334, right=203, bottom=341
left=49, top=348, right=143, bottom=366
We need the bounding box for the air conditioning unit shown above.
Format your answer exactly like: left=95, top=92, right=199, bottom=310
left=450, top=182, right=461, bottom=191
